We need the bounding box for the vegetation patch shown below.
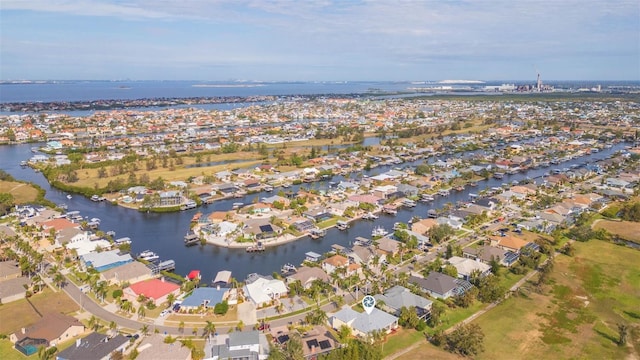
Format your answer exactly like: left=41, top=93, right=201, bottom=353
left=592, top=219, right=640, bottom=242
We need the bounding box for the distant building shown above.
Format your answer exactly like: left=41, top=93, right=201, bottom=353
left=136, top=334, right=192, bottom=360
left=57, top=332, right=129, bottom=360
left=10, top=313, right=84, bottom=356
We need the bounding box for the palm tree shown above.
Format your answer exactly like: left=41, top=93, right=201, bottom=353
left=109, top=321, right=117, bottom=336
left=140, top=324, right=150, bottom=336
left=88, top=315, right=100, bottom=331
left=137, top=305, right=146, bottom=319
left=178, top=321, right=185, bottom=334
left=166, top=293, right=176, bottom=307
left=202, top=321, right=216, bottom=339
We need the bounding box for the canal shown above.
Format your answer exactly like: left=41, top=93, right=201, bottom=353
left=0, top=142, right=627, bottom=283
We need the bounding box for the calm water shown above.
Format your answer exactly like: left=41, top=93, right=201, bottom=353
left=0, top=142, right=628, bottom=282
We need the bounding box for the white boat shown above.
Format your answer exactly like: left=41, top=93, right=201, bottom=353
left=336, top=220, right=349, bottom=230
left=393, top=222, right=405, bottom=230
left=232, top=202, right=244, bottom=209
left=372, top=226, right=389, bottom=238
left=420, top=194, right=435, bottom=202
left=362, top=212, right=378, bottom=220
left=66, top=194, right=72, bottom=200
left=402, top=199, right=417, bottom=207
left=139, top=250, right=159, bottom=261
left=281, top=263, right=297, bottom=273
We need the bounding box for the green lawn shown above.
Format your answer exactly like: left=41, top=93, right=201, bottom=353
left=398, top=239, right=640, bottom=360
left=0, top=340, right=34, bottom=360
left=381, top=329, right=424, bottom=357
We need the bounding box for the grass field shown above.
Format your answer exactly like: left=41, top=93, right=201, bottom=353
left=0, top=288, right=79, bottom=335
left=397, top=239, right=640, bottom=360
left=593, top=219, right=640, bottom=242
left=0, top=180, right=39, bottom=204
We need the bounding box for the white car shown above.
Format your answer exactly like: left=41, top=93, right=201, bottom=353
left=160, top=309, right=171, bottom=317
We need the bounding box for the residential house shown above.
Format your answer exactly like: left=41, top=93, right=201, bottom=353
left=298, top=326, right=337, bottom=359
left=56, top=332, right=129, bottom=360
left=321, top=255, right=349, bottom=275
left=409, top=272, right=471, bottom=299
left=136, top=334, right=192, bottom=360
left=0, top=261, right=29, bottom=303
left=490, top=235, right=530, bottom=253
left=411, top=218, right=437, bottom=235
left=347, top=245, right=380, bottom=267
left=10, top=313, right=85, bottom=356
left=329, top=306, right=399, bottom=338
left=100, top=261, right=153, bottom=285
left=376, top=237, right=401, bottom=257
left=286, top=267, right=330, bottom=290
left=80, top=250, right=133, bottom=272
left=124, top=278, right=181, bottom=306
left=242, top=275, right=288, bottom=307
left=204, top=330, right=269, bottom=360
left=374, top=285, right=432, bottom=319
left=180, top=287, right=229, bottom=311
left=447, top=256, right=492, bottom=280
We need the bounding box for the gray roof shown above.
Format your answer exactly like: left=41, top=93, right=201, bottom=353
left=410, top=272, right=457, bottom=296
left=80, top=250, right=133, bottom=270
left=100, top=261, right=152, bottom=283
left=0, top=261, right=21, bottom=279
left=229, top=330, right=260, bottom=347
left=374, top=285, right=432, bottom=312
left=331, top=306, right=398, bottom=334
left=57, top=332, right=128, bottom=360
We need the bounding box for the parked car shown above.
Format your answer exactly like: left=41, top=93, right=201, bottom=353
left=160, top=309, right=171, bottom=317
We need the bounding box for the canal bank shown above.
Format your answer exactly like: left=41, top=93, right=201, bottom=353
left=0, top=142, right=629, bottom=283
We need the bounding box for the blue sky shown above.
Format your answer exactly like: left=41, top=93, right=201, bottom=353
left=1, top=0, right=638, bottom=81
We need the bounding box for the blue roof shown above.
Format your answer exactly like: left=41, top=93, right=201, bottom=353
left=181, top=287, right=227, bottom=308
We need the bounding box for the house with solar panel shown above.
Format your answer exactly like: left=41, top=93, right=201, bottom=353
left=409, top=272, right=473, bottom=299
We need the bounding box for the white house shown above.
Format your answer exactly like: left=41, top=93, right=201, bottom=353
left=242, top=275, right=288, bottom=307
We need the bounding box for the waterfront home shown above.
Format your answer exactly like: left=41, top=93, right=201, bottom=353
left=347, top=245, right=381, bottom=267
left=446, top=256, right=492, bottom=280
left=204, top=330, right=269, bottom=360
left=374, top=285, right=433, bottom=319
left=411, top=218, right=438, bottom=235
left=180, top=287, right=229, bottom=311
left=136, top=334, right=192, bottom=360
left=124, top=278, right=181, bottom=306
left=158, top=190, right=183, bottom=206
left=64, top=237, right=111, bottom=256
left=41, top=218, right=80, bottom=232
left=462, top=245, right=511, bottom=265
left=329, top=305, right=399, bottom=338
left=57, top=332, right=128, bottom=360
left=80, top=250, right=133, bottom=272
left=376, top=237, right=401, bottom=257
left=10, top=313, right=84, bottom=356
left=321, top=255, right=349, bottom=275
left=243, top=275, right=287, bottom=307
left=100, top=261, right=154, bottom=285
left=286, top=266, right=330, bottom=289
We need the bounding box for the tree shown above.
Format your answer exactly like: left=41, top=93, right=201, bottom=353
left=140, top=324, right=150, bottom=336
left=429, top=301, right=446, bottom=327
left=202, top=321, right=216, bottom=339
left=284, top=333, right=304, bottom=360
left=214, top=301, right=229, bottom=315
left=137, top=305, right=146, bottom=319
left=88, top=315, right=100, bottom=331
left=617, top=323, right=628, bottom=346
left=399, top=306, right=420, bottom=329
left=428, top=224, right=455, bottom=244
left=178, top=321, right=185, bottom=334
left=444, top=323, right=485, bottom=357
left=337, top=325, right=352, bottom=344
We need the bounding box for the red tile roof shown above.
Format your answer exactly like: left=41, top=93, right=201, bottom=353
left=129, top=279, right=179, bottom=300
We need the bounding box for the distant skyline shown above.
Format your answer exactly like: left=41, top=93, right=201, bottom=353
left=1, top=0, right=639, bottom=81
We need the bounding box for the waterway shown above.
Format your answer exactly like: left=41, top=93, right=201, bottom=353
left=0, top=142, right=628, bottom=283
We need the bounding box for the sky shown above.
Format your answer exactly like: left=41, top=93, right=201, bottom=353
left=1, top=0, right=639, bottom=81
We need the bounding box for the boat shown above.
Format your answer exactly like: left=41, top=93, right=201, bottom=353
left=180, top=200, right=197, bottom=211
left=90, top=195, right=100, bottom=201
left=281, top=263, right=297, bottom=274
left=454, top=185, right=465, bottom=192
left=114, top=237, right=131, bottom=245
left=139, top=250, right=159, bottom=262
left=420, top=194, right=435, bottom=202
left=246, top=242, right=265, bottom=253
left=336, top=220, right=349, bottom=230
left=427, top=209, right=438, bottom=218
left=66, top=194, right=73, bottom=200
left=191, top=212, right=203, bottom=222
left=393, top=222, right=405, bottom=231
left=469, top=182, right=478, bottom=187
left=264, top=185, right=274, bottom=192
left=362, top=212, right=378, bottom=220
left=20, top=161, right=27, bottom=167
left=402, top=199, right=417, bottom=207
left=438, top=189, right=450, bottom=197
left=493, top=172, right=504, bottom=179
left=309, top=228, right=326, bottom=239
left=371, top=226, right=389, bottom=238
left=184, top=232, right=199, bottom=246
left=382, top=206, right=398, bottom=215
left=232, top=202, right=244, bottom=210
left=58, top=203, right=68, bottom=210
left=106, top=230, right=116, bottom=238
